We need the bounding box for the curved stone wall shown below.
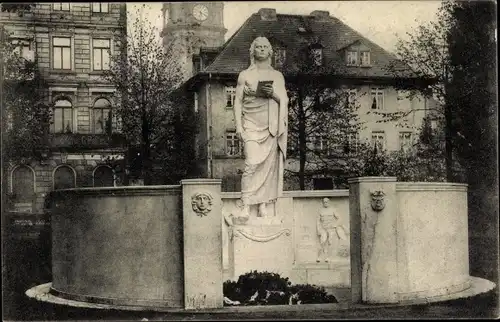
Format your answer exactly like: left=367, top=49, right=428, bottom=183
left=48, top=186, right=184, bottom=308
left=395, top=182, right=470, bottom=301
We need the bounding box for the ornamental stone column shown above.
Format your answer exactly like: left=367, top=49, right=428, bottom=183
left=181, top=179, right=223, bottom=309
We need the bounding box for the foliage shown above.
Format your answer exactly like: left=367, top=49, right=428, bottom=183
left=330, top=117, right=458, bottom=185
left=1, top=27, right=52, bottom=164
left=381, top=0, right=494, bottom=182
left=284, top=37, right=365, bottom=190
left=381, top=1, right=454, bottom=180
left=446, top=0, right=497, bottom=275
left=447, top=0, right=497, bottom=188
left=223, top=270, right=337, bottom=306
left=0, top=3, right=35, bottom=16
left=288, top=283, right=337, bottom=304
left=103, top=5, right=199, bottom=185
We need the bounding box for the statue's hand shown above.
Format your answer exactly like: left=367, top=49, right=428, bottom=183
left=236, top=129, right=244, bottom=143
left=261, top=84, right=274, bottom=98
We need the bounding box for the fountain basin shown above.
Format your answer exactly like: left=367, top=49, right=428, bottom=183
left=47, top=186, right=183, bottom=308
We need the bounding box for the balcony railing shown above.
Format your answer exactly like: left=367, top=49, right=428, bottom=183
left=49, top=133, right=126, bottom=150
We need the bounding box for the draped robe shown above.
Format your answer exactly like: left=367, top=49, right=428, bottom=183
left=239, top=66, right=288, bottom=205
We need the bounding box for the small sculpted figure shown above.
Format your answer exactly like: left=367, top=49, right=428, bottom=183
left=317, top=198, right=348, bottom=262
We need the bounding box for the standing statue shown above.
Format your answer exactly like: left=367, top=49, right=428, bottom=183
left=317, top=198, right=348, bottom=262
left=234, top=36, right=289, bottom=218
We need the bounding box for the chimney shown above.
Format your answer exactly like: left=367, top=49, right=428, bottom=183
left=258, top=8, right=277, bottom=21
left=310, top=10, right=330, bottom=20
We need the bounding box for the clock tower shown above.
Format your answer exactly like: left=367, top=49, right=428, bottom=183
left=162, top=2, right=226, bottom=79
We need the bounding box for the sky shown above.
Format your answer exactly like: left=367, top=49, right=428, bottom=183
left=128, top=1, right=442, bottom=53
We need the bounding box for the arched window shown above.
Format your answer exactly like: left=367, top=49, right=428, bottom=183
left=93, top=98, right=113, bottom=134
left=93, top=165, right=114, bottom=187
left=11, top=165, right=35, bottom=202
left=53, top=165, right=76, bottom=190
left=52, top=98, right=73, bottom=133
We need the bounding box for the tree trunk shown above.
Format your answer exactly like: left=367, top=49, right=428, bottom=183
left=141, top=112, right=152, bottom=185
left=298, top=88, right=306, bottom=190
left=444, top=102, right=454, bottom=182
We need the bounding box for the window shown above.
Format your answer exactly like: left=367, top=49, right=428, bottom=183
left=345, top=132, right=360, bottom=154
left=397, top=90, right=411, bottom=109
left=430, top=120, right=438, bottom=130
left=347, top=49, right=371, bottom=66
left=371, top=88, right=384, bottom=110
left=347, top=89, right=357, bottom=108
left=225, top=86, right=236, bottom=108
left=52, top=99, right=73, bottom=133
left=92, top=2, right=109, bottom=13
left=93, top=98, right=112, bottom=134
left=53, top=165, right=76, bottom=190
left=371, top=131, right=386, bottom=151
left=399, top=132, right=413, bottom=152
left=92, top=39, right=111, bottom=71
left=93, top=166, right=114, bottom=187
left=360, top=51, right=371, bottom=66
left=52, top=37, right=72, bottom=70
left=194, top=92, right=199, bottom=113
left=225, top=130, right=241, bottom=156
left=311, top=48, right=323, bottom=66
left=11, top=165, right=35, bottom=202
left=313, top=134, right=329, bottom=152
left=11, top=39, right=33, bottom=60
left=273, top=47, right=286, bottom=68
left=53, top=3, right=70, bottom=11
left=346, top=50, right=358, bottom=66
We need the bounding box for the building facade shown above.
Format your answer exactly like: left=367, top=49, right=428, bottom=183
left=1, top=3, right=127, bottom=214
left=166, top=6, right=432, bottom=191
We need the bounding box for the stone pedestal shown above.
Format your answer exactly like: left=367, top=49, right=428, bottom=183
left=181, top=179, right=223, bottom=309
left=230, top=221, right=293, bottom=280
left=349, top=177, right=399, bottom=304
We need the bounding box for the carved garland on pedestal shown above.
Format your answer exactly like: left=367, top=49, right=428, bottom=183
left=232, top=228, right=291, bottom=242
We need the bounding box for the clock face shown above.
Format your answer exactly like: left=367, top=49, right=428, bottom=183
left=192, top=4, right=209, bottom=21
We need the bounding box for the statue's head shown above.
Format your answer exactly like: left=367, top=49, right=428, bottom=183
left=322, top=197, right=330, bottom=208
left=191, top=192, right=213, bottom=216
left=249, top=36, right=273, bottom=66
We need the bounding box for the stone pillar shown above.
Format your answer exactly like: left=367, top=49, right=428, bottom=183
left=349, top=177, right=398, bottom=304
left=181, top=179, right=223, bottom=309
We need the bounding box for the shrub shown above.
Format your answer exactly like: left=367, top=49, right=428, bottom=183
left=223, top=270, right=337, bottom=306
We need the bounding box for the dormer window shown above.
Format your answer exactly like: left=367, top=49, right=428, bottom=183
left=273, top=47, right=286, bottom=68
left=346, top=48, right=371, bottom=66
left=360, top=51, right=371, bottom=66
left=309, top=43, right=323, bottom=67
left=311, top=48, right=323, bottom=66
left=346, top=51, right=358, bottom=66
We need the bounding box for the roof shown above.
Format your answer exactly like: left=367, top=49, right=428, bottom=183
left=201, top=9, right=413, bottom=79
